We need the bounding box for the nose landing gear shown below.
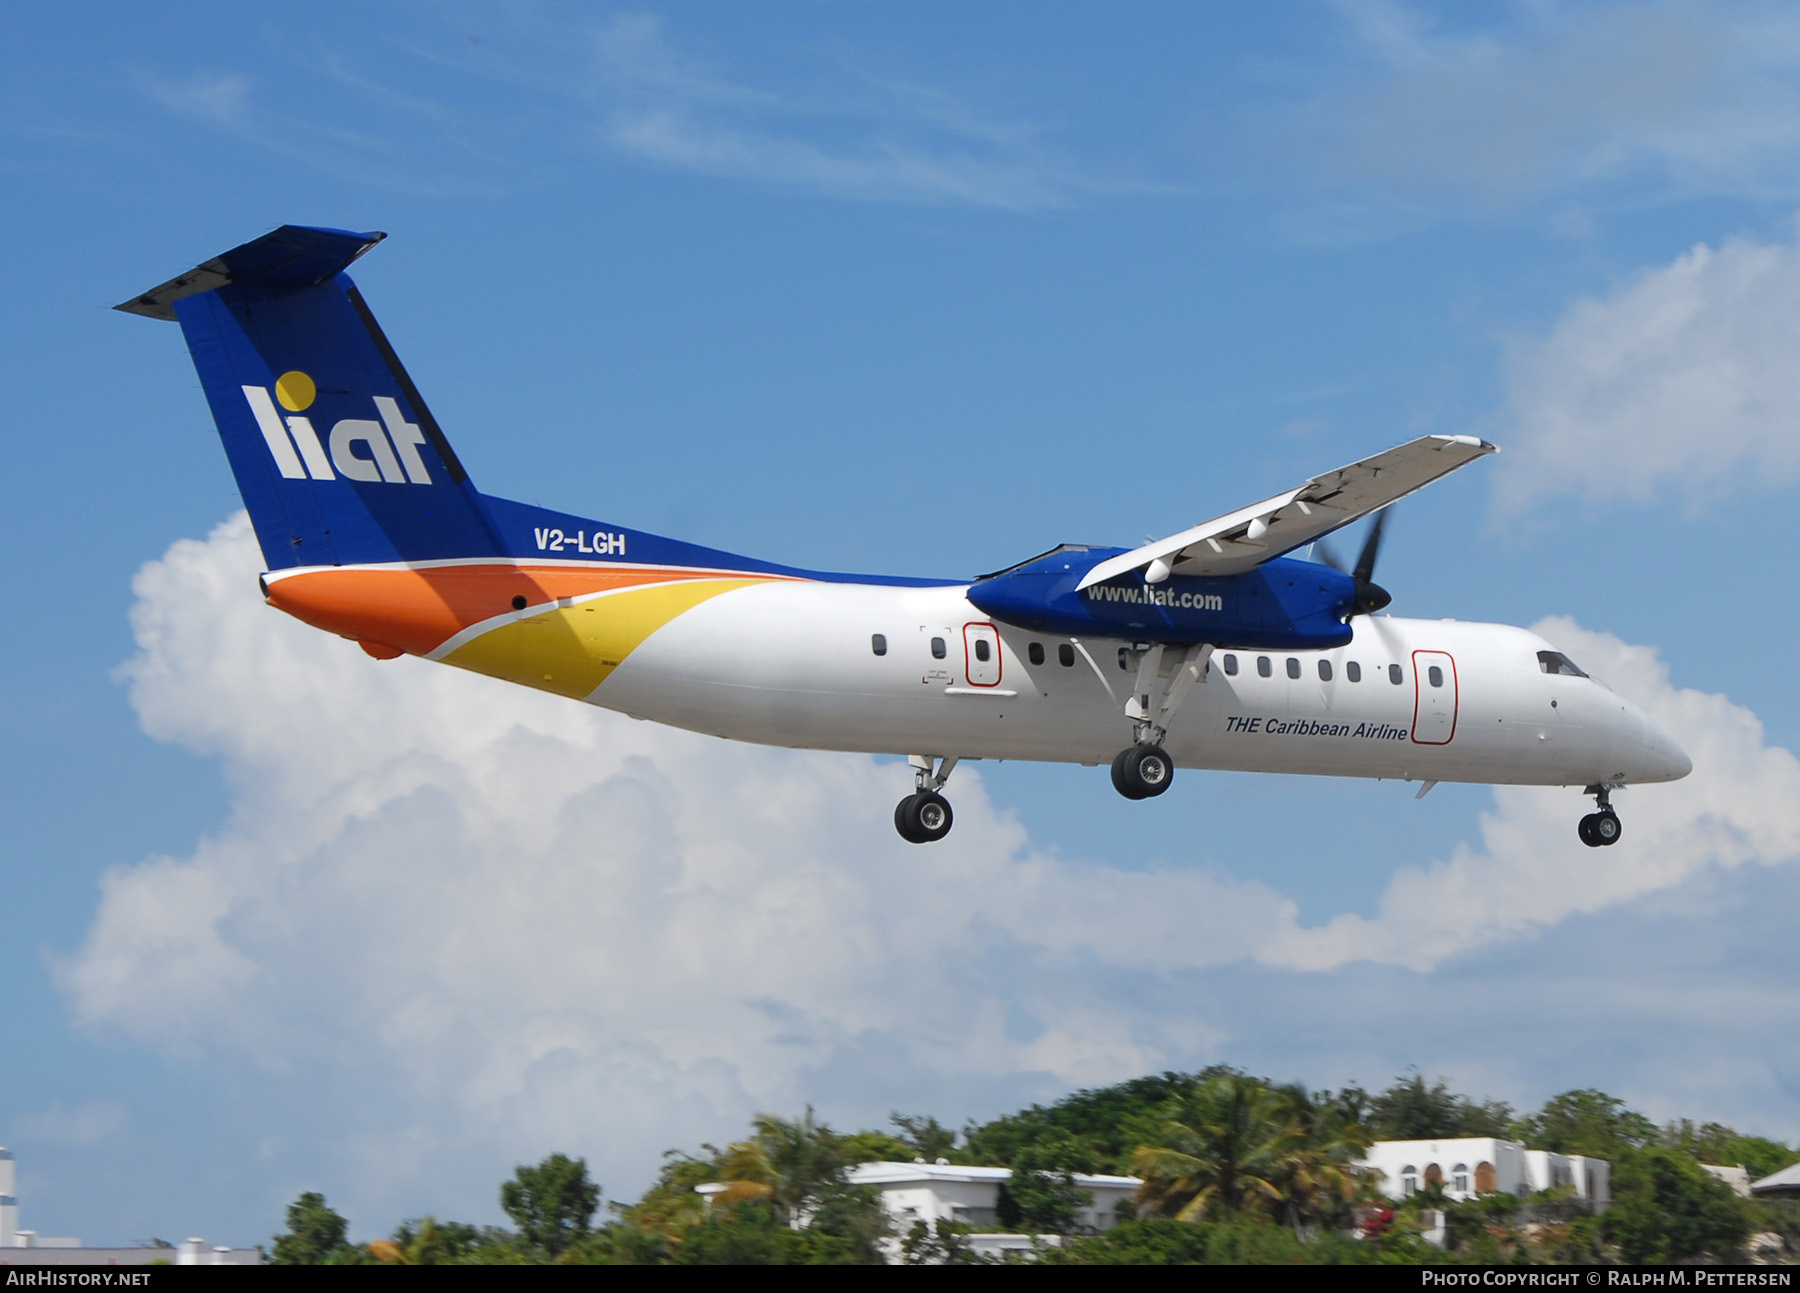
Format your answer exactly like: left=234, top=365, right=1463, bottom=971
left=1108, top=642, right=1211, bottom=801
left=1577, top=783, right=1623, bottom=848
left=895, top=755, right=958, bottom=844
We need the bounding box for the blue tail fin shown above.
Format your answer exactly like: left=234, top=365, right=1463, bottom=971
left=119, top=225, right=500, bottom=569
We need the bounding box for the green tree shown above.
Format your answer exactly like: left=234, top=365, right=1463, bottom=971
left=270, top=1191, right=364, bottom=1265
left=1365, top=1074, right=1511, bottom=1141
left=500, top=1153, right=601, bottom=1258
left=1604, top=1146, right=1752, bottom=1264
left=671, top=1110, right=889, bottom=1264
left=890, top=1113, right=961, bottom=1163
left=836, top=1129, right=916, bottom=1165
left=1044, top=1216, right=1382, bottom=1265
left=1520, top=1089, right=1657, bottom=1158
left=373, top=1216, right=490, bottom=1265
left=899, top=1219, right=993, bottom=1265
left=714, top=1108, right=845, bottom=1224
left=670, top=1199, right=868, bottom=1265
left=998, top=1132, right=1094, bottom=1234
left=964, top=1070, right=1215, bottom=1172
left=1662, top=1119, right=1800, bottom=1181
left=1271, top=1084, right=1376, bottom=1231
left=559, top=1222, right=670, bottom=1265
left=618, top=1149, right=721, bottom=1243
left=1130, top=1075, right=1303, bottom=1222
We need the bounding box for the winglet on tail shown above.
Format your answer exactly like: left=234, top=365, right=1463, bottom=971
left=119, top=225, right=499, bottom=571
left=116, top=225, right=385, bottom=321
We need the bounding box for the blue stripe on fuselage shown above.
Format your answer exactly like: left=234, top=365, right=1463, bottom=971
left=478, top=495, right=963, bottom=587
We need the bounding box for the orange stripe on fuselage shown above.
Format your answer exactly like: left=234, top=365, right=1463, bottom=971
left=265, top=564, right=773, bottom=656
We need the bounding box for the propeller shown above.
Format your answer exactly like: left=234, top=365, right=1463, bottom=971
left=1313, top=507, right=1394, bottom=618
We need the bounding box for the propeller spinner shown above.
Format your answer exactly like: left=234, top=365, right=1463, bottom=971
left=1315, top=508, right=1394, bottom=618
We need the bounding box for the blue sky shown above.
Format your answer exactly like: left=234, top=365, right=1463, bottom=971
left=6, top=0, right=1800, bottom=1246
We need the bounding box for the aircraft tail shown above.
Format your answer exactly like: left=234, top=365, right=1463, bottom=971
left=118, top=225, right=501, bottom=570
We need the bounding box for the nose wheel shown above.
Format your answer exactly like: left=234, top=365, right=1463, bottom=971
left=1107, top=641, right=1210, bottom=801
left=895, top=755, right=958, bottom=844
left=1577, top=784, right=1623, bottom=847
left=1577, top=812, right=1621, bottom=847
left=1111, top=744, right=1174, bottom=800
left=896, top=790, right=953, bottom=844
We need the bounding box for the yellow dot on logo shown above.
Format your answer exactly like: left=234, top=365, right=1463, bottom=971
left=274, top=371, right=316, bottom=412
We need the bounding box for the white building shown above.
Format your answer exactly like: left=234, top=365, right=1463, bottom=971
left=0, top=1147, right=79, bottom=1250
left=1750, top=1161, right=1800, bottom=1198
left=1359, top=1139, right=1610, bottom=1211
left=0, top=1146, right=259, bottom=1265
left=698, top=1159, right=1143, bottom=1263
left=847, top=1160, right=1140, bottom=1235
left=1702, top=1164, right=1754, bottom=1198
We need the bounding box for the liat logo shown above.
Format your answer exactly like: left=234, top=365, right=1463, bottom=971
left=241, top=371, right=434, bottom=485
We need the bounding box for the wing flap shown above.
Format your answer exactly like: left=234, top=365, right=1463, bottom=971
left=1076, top=434, right=1495, bottom=589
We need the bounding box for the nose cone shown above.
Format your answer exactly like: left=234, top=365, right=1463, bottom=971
left=1638, top=718, right=1693, bottom=783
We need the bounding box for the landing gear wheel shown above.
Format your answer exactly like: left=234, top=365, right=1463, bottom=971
left=895, top=796, right=925, bottom=843
left=1111, top=745, right=1174, bottom=800
left=894, top=791, right=953, bottom=844
left=1110, top=748, right=1147, bottom=800
left=1577, top=811, right=1622, bottom=848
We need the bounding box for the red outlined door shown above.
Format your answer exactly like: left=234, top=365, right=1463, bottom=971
left=1411, top=650, right=1457, bottom=744
left=963, top=622, right=1002, bottom=687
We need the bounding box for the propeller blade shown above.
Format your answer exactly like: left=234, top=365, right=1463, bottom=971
left=1353, top=507, right=1390, bottom=586
left=1312, top=538, right=1346, bottom=573
left=1339, top=508, right=1393, bottom=617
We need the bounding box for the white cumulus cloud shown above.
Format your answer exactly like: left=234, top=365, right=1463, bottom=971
left=1493, top=221, right=1800, bottom=516
left=1265, top=617, right=1800, bottom=971
left=57, top=517, right=1800, bottom=1222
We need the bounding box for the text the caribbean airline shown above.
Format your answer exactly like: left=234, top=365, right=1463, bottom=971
left=119, top=226, right=1691, bottom=847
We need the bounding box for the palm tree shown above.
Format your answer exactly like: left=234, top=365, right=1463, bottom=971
left=715, top=1107, right=844, bottom=1225
left=1130, top=1075, right=1305, bottom=1221
left=1272, top=1085, right=1377, bottom=1231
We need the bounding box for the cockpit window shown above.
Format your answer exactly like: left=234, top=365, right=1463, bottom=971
left=1537, top=650, right=1588, bottom=678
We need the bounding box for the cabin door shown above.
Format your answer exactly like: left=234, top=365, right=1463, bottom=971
left=963, top=623, right=1002, bottom=687
left=1411, top=650, right=1458, bottom=745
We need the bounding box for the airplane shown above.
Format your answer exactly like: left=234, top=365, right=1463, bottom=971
left=118, top=225, right=1691, bottom=849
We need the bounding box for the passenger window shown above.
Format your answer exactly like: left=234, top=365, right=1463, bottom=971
left=1223, top=653, right=1239, bottom=676
left=1388, top=663, right=1403, bottom=685
left=1028, top=642, right=1045, bottom=666
left=1286, top=657, right=1301, bottom=680
left=1428, top=665, right=1444, bottom=688
left=931, top=637, right=946, bottom=660
left=1347, top=661, right=1361, bottom=683
left=1257, top=656, right=1272, bottom=678
left=871, top=633, right=887, bottom=657
left=1058, top=643, right=1075, bottom=668
left=974, top=639, right=992, bottom=663
left=1318, top=660, right=1332, bottom=681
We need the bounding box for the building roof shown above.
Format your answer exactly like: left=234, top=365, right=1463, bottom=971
left=847, top=1161, right=1141, bottom=1190
left=1750, top=1160, right=1800, bottom=1195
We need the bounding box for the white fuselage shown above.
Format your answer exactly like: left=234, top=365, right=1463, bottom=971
left=592, top=581, right=1691, bottom=789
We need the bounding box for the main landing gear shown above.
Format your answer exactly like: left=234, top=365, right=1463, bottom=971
left=1577, top=783, right=1623, bottom=848
left=895, top=755, right=958, bottom=844
left=1109, top=643, right=1212, bottom=802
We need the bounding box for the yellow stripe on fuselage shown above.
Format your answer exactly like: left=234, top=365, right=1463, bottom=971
left=443, top=578, right=762, bottom=699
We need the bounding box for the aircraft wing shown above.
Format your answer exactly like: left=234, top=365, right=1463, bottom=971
left=1075, top=434, right=1496, bottom=589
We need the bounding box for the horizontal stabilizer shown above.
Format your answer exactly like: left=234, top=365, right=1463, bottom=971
left=1077, top=434, right=1496, bottom=589
left=116, top=225, right=385, bottom=321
